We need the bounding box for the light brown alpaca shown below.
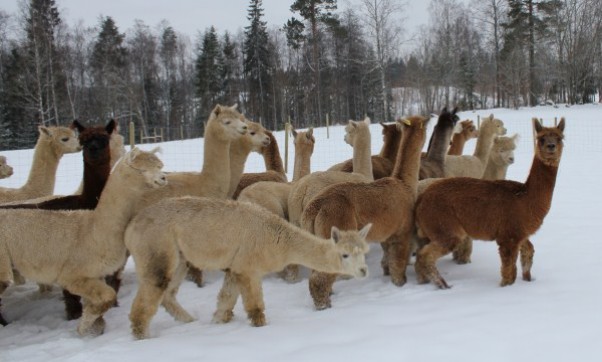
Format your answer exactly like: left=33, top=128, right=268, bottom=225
left=444, top=115, right=507, bottom=178
left=0, top=125, right=81, bottom=203
left=414, top=118, right=565, bottom=288
left=327, top=121, right=402, bottom=180
left=447, top=120, right=478, bottom=155
left=232, top=129, right=287, bottom=199
left=0, top=156, right=13, bottom=179
left=288, top=118, right=374, bottom=228
left=452, top=133, right=523, bottom=264
left=301, top=115, right=430, bottom=310
left=125, top=197, right=371, bottom=339
left=0, top=148, right=167, bottom=335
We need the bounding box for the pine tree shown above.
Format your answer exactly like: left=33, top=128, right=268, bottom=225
left=221, top=32, right=241, bottom=107
left=195, top=26, right=223, bottom=119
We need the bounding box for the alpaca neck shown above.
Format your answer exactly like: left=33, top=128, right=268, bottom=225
left=292, top=146, right=312, bottom=182
left=379, top=132, right=402, bottom=162
left=391, top=127, right=425, bottom=193
left=352, top=133, right=373, bottom=181
left=24, top=137, right=61, bottom=195
left=263, top=133, right=285, bottom=174
left=426, top=124, right=454, bottom=162
left=81, top=157, right=111, bottom=203
left=473, top=127, right=497, bottom=163
left=448, top=132, right=469, bottom=155
left=524, top=156, right=559, bottom=220
left=228, top=138, right=253, bottom=198
left=482, top=158, right=509, bottom=181
left=280, top=228, right=342, bottom=274
left=202, top=124, right=232, bottom=198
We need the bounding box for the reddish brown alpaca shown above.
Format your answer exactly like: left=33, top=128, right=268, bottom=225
left=233, top=130, right=287, bottom=199
left=327, top=121, right=402, bottom=180
left=447, top=120, right=478, bottom=155
left=0, top=119, right=115, bottom=324
left=301, top=115, right=429, bottom=309
left=414, top=118, right=565, bottom=288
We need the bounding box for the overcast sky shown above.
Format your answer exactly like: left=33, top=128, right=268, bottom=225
left=1, top=0, right=431, bottom=42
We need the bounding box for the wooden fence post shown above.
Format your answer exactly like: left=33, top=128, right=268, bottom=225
left=129, top=121, right=135, bottom=150
left=326, top=113, right=330, bottom=139
left=284, top=118, right=290, bottom=174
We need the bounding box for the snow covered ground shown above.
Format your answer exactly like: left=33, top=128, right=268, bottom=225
left=0, top=105, right=601, bottom=362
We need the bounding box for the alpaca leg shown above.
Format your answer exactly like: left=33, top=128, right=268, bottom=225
left=0, top=301, right=7, bottom=326
left=129, top=282, right=167, bottom=340
left=161, top=262, right=194, bottom=323
left=415, top=241, right=453, bottom=289
left=520, top=239, right=535, bottom=282
left=235, top=273, right=266, bottom=327
left=186, top=263, right=204, bottom=288
left=452, top=237, right=473, bottom=264
left=387, top=235, right=413, bottom=287
left=105, top=268, right=123, bottom=306
left=0, top=258, right=13, bottom=326
left=380, top=242, right=390, bottom=276
left=213, top=271, right=240, bottom=324
left=497, top=240, right=520, bottom=286
left=12, top=269, right=25, bottom=285
left=309, top=270, right=338, bottom=310
left=66, top=278, right=116, bottom=336
left=278, top=264, right=300, bottom=283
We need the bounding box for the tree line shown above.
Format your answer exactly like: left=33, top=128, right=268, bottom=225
left=0, top=0, right=600, bottom=150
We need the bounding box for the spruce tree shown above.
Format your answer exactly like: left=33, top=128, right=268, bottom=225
left=195, top=26, right=222, bottom=119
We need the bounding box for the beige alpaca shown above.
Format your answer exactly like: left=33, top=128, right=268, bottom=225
left=232, top=129, right=287, bottom=199
left=301, top=115, right=429, bottom=309
left=0, top=148, right=167, bottom=335
left=327, top=121, right=402, bottom=180
left=0, top=156, right=13, bottom=179
left=125, top=197, right=372, bottom=339
left=447, top=120, right=478, bottom=155
left=288, top=118, right=374, bottom=228
left=0, top=125, right=81, bottom=203
left=444, top=115, right=507, bottom=178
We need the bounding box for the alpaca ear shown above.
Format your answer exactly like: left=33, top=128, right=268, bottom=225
left=105, top=119, right=117, bottom=135
left=331, top=226, right=341, bottom=244
left=291, top=127, right=298, bottom=138
left=512, top=133, right=521, bottom=142
left=212, top=104, right=223, bottom=117
left=230, top=103, right=239, bottom=110
left=349, top=119, right=358, bottom=128
left=363, top=117, right=371, bottom=125
left=532, top=118, right=543, bottom=133
left=306, top=128, right=314, bottom=139
left=39, top=125, right=51, bottom=136
left=358, top=223, right=372, bottom=240
left=127, top=147, right=141, bottom=162
left=441, top=107, right=448, bottom=114
left=71, top=120, right=86, bottom=133
left=379, top=122, right=386, bottom=128
left=452, top=106, right=459, bottom=114
left=557, top=118, right=565, bottom=132
left=149, top=147, right=162, bottom=155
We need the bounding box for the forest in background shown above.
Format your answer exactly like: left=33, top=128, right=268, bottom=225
left=0, top=0, right=600, bottom=149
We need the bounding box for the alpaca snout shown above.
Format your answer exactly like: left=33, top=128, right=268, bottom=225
left=155, top=173, right=168, bottom=186
left=357, top=266, right=369, bottom=279
left=546, top=143, right=556, bottom=152
left=508, top=156, right=515, bottom=164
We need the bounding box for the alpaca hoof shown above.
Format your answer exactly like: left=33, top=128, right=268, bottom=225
left=0, top=281, right=11, bottom=294
left=78, top=317, right=106, bottom=336
left=131, top=324, right=149, bottom=340
left=13, top=273, right=26, bottom=285
left=390, top=275, right=407, bottom=287
left=212, top=310, right=234, bottom=324
left=453, top=258, right=471, bottom=265
left=0, top=314, right=8, bottom=326
left=522, top=272, right=532, bottom=282
left=500, top=279, right=516, bottom=287
left=314, top=301, right=332, bottom=311
left=248, top=309, right=266, bottom=327
left=435, top=279, right=451, bottom=289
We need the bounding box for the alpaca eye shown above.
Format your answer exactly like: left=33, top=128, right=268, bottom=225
left=250, top=132, right=256, bottom=136
left=342, top=254, right=349, bottom=259
left=225, top=121, right=231, bottom=125
left=61, top=137, right=69, bottom=142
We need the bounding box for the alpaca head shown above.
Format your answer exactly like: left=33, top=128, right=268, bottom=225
left=292, top=127, right=315, bottom=154
left=380, top=121, right=402, bottom=144
left=109, top=123, right=126, bottom=165
left=0, top=155, right=13, bottom=179
left=456, top=120, right=479, bottom=139
left=490, top=134, right=519, bottom=166
left=533, top=118, right=565, bottom=167
left=437, top=107, right=460, bottom=130
left=245, top=120, right=271, bottom=153
left=343, top=117, right=371, bottom=146
left=330, top=223, right=372, bottom=278
left=39, top=125, right=82, bottom=155
left=480, top=114, right=507, bottom=137
left=207, top=104, right=248, bottom=141
left=72, top=119, right=115, bottom=166
left=119, top=147, right=167, bottom=189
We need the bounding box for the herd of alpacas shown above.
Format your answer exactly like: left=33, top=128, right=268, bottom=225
left=0, top=104, right=565, bottom=339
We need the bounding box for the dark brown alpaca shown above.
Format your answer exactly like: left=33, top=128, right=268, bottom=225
left=447, top=120, right=478, bottom=155
left=301, top=115, right=429, bottom=309
left=327, top=121, right=402, bottom=179
left=232, top=130, right=287, bottom=199
left=0, top=119, right=116, bottom=324
left=414, top=118, right=565, bottom=288
left=419, top=107, right=459, bottom=179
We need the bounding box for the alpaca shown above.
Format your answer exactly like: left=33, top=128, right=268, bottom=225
left=0, top=148, right=167, bottom=334
left=444, top=114, right=507, bottom=178
left=414, top=118, right=565, bottom=288
left=0, top=125, right=81, bottom=203
left=288, top=118, right=374, bottom=228
left=452, top=133, right=523, bottom=264
left=232, top=129, right=287, bottom=199
left=419, top=107, right=459, bottom=179
left=0, top=156, right=13, bottom=179
left=301, top=115, right=430, bottom=309
left=0, top=120, right=117, bottom=320
left=125, top=196, right=372, bottom=339
left=447, top=120, right=478, bottom=155
left=237, top=128, right=316, bottom=282
left=327, top=121, right=402, bottom=180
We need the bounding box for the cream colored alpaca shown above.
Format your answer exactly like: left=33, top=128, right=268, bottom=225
left=0, top=148, right=167, bottom=335
left=444, top=115, right=507, bottom=178
left=0, top=156, right=13, bottom=179
left=232, top=129, right=287, bottom=199
left=288, top=118, right=374, bottom=228
left=125, top=196, right=371, bottom=339
left=0, top=125, right=81, bottom=203
left=447, top=120, right=479, bottom=155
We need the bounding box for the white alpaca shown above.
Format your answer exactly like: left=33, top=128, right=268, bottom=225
left=0, top=156, right=13, bottom=179
left=0, top=148, right=167, bottom=335
left=0, top=125, right=81, bottom=203
left=125, top=196, right=372, bottom=339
